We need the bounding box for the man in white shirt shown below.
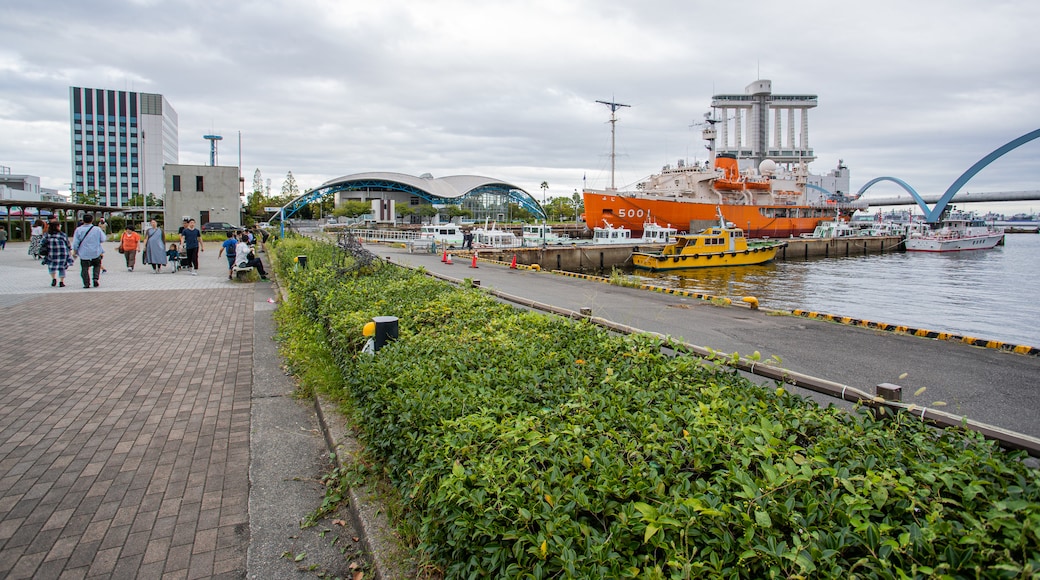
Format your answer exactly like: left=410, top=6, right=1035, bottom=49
left=71, top=214, right=105, bottom=288
left=233, top=233, right=268, bottom=279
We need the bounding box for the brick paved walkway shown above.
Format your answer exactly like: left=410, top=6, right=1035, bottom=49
left=0, top=247, right=254, bottom=578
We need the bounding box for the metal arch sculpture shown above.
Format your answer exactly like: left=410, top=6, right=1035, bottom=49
left=804, top=183, right=835, bottom=197
left=856, top=175, right=927, bottom=208
left=857, top=128, right=1040, bottom=222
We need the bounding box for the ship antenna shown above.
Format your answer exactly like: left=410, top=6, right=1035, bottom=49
left=596, top=99, right=630, bottom=191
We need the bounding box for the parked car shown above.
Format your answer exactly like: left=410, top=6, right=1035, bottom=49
left=201, top=222, right=239, bottom=232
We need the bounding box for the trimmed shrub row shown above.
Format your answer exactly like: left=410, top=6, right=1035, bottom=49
left=274, top=237, right=1040, bottom=579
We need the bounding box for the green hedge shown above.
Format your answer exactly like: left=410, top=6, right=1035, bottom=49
left=274, top=238, right=1040, bottom=579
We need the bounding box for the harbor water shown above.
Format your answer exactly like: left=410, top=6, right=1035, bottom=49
left=634, top=233, right=1040, bottom=348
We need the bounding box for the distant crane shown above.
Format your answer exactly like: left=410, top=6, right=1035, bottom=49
left=596, top=99, right=630, bottom=191
left=203, top=134, right=223, bottom=166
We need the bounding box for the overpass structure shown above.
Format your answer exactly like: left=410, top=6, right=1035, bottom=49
left=856, top=128, right=1040, bottom=221
left=859, top=189, right=1040, bottom=208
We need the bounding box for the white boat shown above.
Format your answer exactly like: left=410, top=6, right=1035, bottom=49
left=638, top=220, right=680, bottom=244
left=521, top=223, right=570, bottom=245
left=802, top=217, right=860, bottom=239
left=863, top=222, right=908, bottom=237
left=905, top=212, right=1004, bottom=252
left=418, top=223, right=465, bottom=246
left=592, top=220, right=634, bottom=244
left=473, top=222, right=520, bottom=248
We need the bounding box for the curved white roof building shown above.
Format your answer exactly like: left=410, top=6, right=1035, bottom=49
left=286, top=171, right=544, bottom=223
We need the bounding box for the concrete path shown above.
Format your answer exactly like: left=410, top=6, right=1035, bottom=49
left=0, top=242, right=364, bottom=579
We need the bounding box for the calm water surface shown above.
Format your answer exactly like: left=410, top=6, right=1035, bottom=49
left=633, top=233, right=1040, bottom=347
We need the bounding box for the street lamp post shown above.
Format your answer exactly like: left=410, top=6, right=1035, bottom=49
left=540, top=181, right=549, bottom=246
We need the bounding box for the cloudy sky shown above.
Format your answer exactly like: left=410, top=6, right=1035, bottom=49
left=3, top=0, right=1040, bottom=214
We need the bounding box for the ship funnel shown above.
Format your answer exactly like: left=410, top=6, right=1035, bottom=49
left=714, top=153, right=741, bottom=181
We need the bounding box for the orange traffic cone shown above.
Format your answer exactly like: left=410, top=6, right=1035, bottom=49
left=446, top=253, right=453, bottom=265
left=470, top=252, right=479, bottom=268
left=510, top=255, right=518, bottom=269
left=441, top=249, right=448, bottom=263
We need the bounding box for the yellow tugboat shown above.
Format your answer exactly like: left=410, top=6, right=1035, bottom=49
left=631, top=212, right=786, bottom=271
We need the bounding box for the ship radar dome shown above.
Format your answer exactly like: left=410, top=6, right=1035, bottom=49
left=758, top=159, right=777, bottom=176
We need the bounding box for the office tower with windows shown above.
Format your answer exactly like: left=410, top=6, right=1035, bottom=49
left=69, top=87, right=178, bottom=206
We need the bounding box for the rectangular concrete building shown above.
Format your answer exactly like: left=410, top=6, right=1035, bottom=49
left=163, top=164, right=241, bottom=231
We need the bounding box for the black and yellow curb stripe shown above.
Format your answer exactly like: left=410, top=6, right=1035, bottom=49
left=550, top=271, right=738, bottom=305
left=792, top=309, right=1040, bottom=356
left=635, top=284, right=732, bottom=304
left=475, top=256, right=542, bottom=271
left=552, top=270, right=610, bottom=283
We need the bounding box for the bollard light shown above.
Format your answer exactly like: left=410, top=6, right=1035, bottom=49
left=372, top=316, right=399, bottom=352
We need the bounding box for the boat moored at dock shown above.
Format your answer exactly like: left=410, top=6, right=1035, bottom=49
left=905, top=212, right=1004, bottom=252
left=631, top=215, right=787, bottom=271
left=591, top=220, right=634, bottom=244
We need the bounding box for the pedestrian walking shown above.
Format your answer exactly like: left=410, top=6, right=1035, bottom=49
left=39, top=221, right=73, bottom=287
left=142, top=218, right=168, bottom=273
left=0, top=227, right=7, bottom=250
left=119, top=225, right=142, bottom=271
left=217, top=231, right=237, bottom=280
left=180, top=219, right=203, bottom=275
left=71, top=214, right=105, bottom=288
left=28, top=218, right=45, bottom=258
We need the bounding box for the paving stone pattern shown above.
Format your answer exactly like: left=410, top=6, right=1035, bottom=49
left=0, top=287, right=253, bottom=579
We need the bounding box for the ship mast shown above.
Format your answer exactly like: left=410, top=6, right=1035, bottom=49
left=596, top=99, right=630, bottom=191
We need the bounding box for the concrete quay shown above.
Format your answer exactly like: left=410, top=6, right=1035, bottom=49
left=377, top=242, right=1040, bottom=442
left=0, top=242, right=369, bottom=580
left=421, top=235, right=906, bottom=273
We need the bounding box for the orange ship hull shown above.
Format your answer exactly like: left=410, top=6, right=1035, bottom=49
left=582, top=192, right=837, bottom=239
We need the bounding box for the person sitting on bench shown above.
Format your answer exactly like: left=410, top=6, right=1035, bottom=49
left=234, top=232, right=268, bottom=279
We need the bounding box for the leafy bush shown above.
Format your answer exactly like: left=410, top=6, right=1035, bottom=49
left=275, top=238, right=1040, bottom=579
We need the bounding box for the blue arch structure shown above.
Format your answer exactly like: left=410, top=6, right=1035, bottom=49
left=857, top=128, right=1040, bottom=222
left=274, top=174, right=545, bottom=235
left=804, top=183, right=835, bottom=197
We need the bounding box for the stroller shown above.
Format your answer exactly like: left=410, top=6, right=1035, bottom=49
left=167, top=246, right=191, bottom=272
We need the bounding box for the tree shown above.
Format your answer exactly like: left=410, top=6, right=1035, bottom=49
left=333, top=200, right=372, bottom=219
left=445, top=205, right=472, bottom=221
left=508, top=203, right=533, bottom=222
left=281, top=171, right=300, bottom=199
left=545, top=197, right=576, bottom=221
left=415, top=204, right=439, bottom=224
left=75, top=189, right=100, bottom=205
left=396, top=204, right=415, bottom=224
left=540, top=181, right=549, bottom=219
left=252, top=169, right=264, bottom=197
